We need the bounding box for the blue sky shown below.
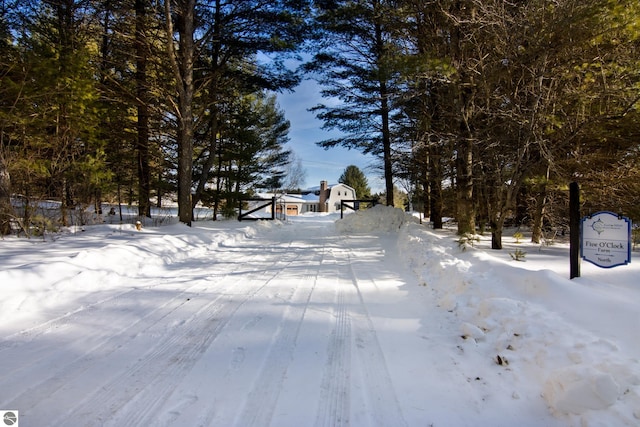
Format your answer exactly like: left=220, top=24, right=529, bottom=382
left=276, top=79, right=385, bottom=193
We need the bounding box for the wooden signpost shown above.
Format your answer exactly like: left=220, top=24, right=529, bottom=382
left=570, top=182, right=581, bottom=279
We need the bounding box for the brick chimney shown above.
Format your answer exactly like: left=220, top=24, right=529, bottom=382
left=319, top=180, right=328, bottom=212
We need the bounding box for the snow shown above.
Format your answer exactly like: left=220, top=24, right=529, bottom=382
left=1, top=205, right=639, bottom=426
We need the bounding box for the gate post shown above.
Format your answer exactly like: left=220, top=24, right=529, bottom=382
left=271, top=197, right=276, bottom=220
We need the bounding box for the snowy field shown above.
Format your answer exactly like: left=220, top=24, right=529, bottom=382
left=1, top=206, right=639, bottom=426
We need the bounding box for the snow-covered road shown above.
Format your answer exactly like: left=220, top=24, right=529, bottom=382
left=0, top=215, right=430, bottom=426
left=2, top=209, right=639, bottom=427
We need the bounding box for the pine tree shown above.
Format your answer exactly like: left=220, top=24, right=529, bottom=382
left=15, top=0, right=107, bottom=226
left=306, top=0, right=402, bottom=206
left=339, top=165, right=370, bottom=199
left=0, top=8, right=18, bottom=234
left=163, top=0, right=310, bottom=224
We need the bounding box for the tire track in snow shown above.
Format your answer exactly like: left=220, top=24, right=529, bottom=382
left=0, top=282, right=224, bottom=418
left=1, top=235, right=299, bottom=424
left=59, top=234, right=308, bottom=425
left=0, top=281, right=211, bottom=409
left=0, top=280, right=177, bottom=359
left=344, top=242, right=408, bottom=427
left=94, top=291, right=249, bottom=426
left=314, top=258, right=351, bottom=427
left=56, top=244, right=305, bottom=427
left=155, top=233, right=330, bottom=427
left=0, top=260, right=253, bottom=402
left=0, top=278, right=164, bottom=350
left=140, top=251, right=322, bottom=426
left=232, top=269, right=319, bottom=426
left=0, top=264, right=227, bottom=354
left=312, top=236, right=407, bottom=427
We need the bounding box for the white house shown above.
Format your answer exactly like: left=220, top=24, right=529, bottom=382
left=312, top=180, right=357, bottom=214
left=256, top=180, right=357, bottom=216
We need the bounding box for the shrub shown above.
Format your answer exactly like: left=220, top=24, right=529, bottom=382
left=509, top=248, right=526, bottom=261
left=513, top=231, right=524, bottom=243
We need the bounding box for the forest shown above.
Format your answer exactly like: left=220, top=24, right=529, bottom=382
left=1, top=1, right=639, bottom=249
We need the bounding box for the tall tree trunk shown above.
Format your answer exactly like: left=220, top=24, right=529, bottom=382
left=488, top=176, right=522, bottom=250
left=380, top=86, right=394, bottom=207
left=531, top=188, right=546, bottom=244
left=450, top=0, right=476, bottom=235
left=491, top=218, right=505, bottom=250
left=94, top=189, right=102, bottom=215
left=192, top=1, right=222, bottom=209
left=177, top=111, right=194, bottom=226
left=192, top=113, right=219, bottom=208
left=456, top=135, right=475, bottom=234
left=413, top=7, right=435, bottom=224
left=213, top=140, right=224, bottom=220
left=0, top=147, right=14, bottom=235
left=165, top=0, right=195, bottom=226
left=531, top=165, right=550, bottom=244
left=417, top=145, right=430, bottom=220
left=373, top=14, right=394, bottom=207
left=429, top=143, right=443, bottom=229
left=484, top=172, right=504, bottom=250
left=136, top=0, right=151, bottom=218
left=156, top=171, right=163, bottom=208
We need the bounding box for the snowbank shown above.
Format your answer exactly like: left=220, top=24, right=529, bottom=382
left=544, top=365, right=624, bottom=414
left=0, top=220, right=272, bottom=332
left=335, top=204, right=640, bottom=423
left=335, top=204, right=409, bottom=233
left=392, top=210, right=640, bottom=425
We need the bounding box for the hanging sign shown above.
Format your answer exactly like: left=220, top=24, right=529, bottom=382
left=581, top=211, right=631, bottom=268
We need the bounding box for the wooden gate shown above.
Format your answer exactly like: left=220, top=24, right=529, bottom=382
left=238, top=197, right=276, bottom=221
left=340, top=199, right=378, bottom=219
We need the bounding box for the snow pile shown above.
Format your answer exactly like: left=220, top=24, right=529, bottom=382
left=335, top=204, right=409, bottom=233
left=393, top=212, right=640, bottom=425
left=544, top=365, right=622, bottom=414
left=0, top=220, right=268, bottom=331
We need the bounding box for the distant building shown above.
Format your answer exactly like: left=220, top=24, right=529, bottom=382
left=258, top=180, right=357, bottom=216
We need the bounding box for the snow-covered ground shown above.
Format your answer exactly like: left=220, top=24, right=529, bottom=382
left=1, top=206, right=638, bottom=426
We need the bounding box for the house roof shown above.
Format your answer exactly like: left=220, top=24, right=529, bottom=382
left=256, top=193, right=318, bottom=203
left=302, top=182, right=355, bottom=194
left=303, top=183, right=337, bottom=192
